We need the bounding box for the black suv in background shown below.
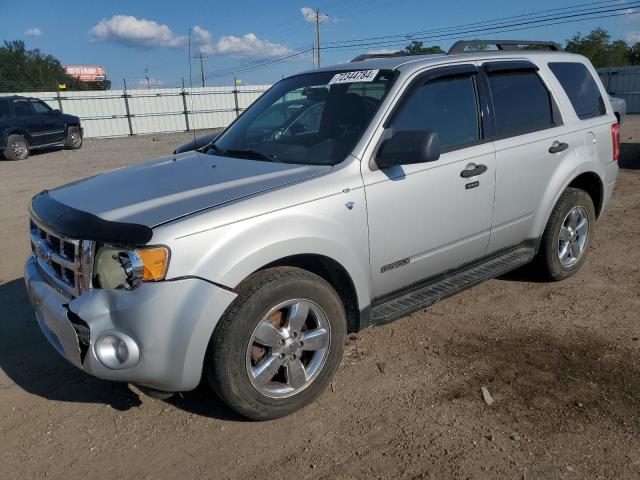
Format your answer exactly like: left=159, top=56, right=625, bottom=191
left=0, top=96, right=83, bottom=160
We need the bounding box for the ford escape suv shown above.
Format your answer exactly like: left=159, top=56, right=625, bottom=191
left=24, top=40, right=619, bottom=420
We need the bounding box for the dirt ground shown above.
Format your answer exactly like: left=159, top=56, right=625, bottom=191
left=1, top=121, right=639, bottom=480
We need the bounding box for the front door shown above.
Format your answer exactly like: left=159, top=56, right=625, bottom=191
left=363, top=66, right=496, bottom=298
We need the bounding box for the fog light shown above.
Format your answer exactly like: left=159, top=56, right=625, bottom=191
left=94, top=331, right=140, bottom=370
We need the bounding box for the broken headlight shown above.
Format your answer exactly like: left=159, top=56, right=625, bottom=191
left=94, top=246, right=170, bottom=290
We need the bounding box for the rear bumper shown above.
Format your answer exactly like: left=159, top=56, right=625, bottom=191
left=602, top=160, right=619, bottom=214
left=24, top=256, right=237, bottom=392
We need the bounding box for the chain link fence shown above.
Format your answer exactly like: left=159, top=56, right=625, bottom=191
left=0, top=83, right=271, bottom=138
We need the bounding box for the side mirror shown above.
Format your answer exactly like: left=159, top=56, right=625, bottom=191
left=376, top=130, right=440, bottom=169
left=53, top=109, right=62, bottom=115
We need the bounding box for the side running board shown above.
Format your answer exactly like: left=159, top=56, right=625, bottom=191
left=370, top=246, right=535, bottom=325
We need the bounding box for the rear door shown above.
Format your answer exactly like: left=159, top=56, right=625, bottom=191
left=11, top=99, right=42, bottom=146
left=482, top=61, right=578, bottom=253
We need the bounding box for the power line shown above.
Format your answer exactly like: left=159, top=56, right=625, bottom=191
left=320, top=3, right=640, bottom=52
left=323, top=0, right=625, bottom=46
left=175, top=1, right=640, bottom=85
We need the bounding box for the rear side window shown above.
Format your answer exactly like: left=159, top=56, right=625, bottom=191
left=548, top=62, right=605, bottom=120
left=0, top=100, right=9, bottom=119
left=13, top=101, right=32, bottom=117
left=390, top=75, right=480, bottom=151
left=487, top=70, right=555, bottom=138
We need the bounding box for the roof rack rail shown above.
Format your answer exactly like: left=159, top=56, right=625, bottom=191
left=350, top=52, right=441, bottom=62
left=448, top=40, right=563, bottom=55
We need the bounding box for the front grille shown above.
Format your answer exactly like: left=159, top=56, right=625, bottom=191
left=29, top=216, right=94, bottom=297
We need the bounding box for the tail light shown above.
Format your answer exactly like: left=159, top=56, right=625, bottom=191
left=612, top=123, right=620, bottom=161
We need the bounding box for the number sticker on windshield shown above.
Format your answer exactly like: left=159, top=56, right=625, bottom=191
left=328, top=69, right=379, bottom=85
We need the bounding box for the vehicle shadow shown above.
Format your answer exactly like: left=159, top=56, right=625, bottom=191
left=619, top=142, right=640, bottom=170
left=0, top=277, right=244, bottom=420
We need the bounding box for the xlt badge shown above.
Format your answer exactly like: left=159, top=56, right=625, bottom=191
left=381, top=257, right=410, bottom=273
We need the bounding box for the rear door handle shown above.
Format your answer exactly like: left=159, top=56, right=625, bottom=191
left=549, top=141, right=569, bottom=154
left=460, top=163, right=488, bottom=178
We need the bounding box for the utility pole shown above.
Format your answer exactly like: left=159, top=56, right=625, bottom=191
left=144, top=68, right=150, bottom=89
left=315, top=9, right=322, bottom=68
left=194, top=54, right=207, bottom=87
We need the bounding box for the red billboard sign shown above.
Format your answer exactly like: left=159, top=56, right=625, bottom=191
left=64, top=66, right=107, bottom=82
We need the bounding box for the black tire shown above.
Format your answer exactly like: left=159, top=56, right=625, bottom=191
left=205, top=267, right=346, bottom=420
left=3, top=134, right=29, bottom=161
left=536, top=187, right=596, bottom=281
left=64, top=126, right=82, bottom=150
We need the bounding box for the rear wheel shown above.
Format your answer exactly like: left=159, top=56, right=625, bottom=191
left=3, top=134, right=29, bottom=160
left=205, top=267, right=346, bottom=420
left=536, top=187, right=596, bottom=281
left=64, top=126, right=82, bottom=149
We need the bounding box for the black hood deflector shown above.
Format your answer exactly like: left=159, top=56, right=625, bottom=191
left=31, top=191, right=153, bottom=247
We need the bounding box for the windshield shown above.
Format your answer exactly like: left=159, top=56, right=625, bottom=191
left=209, top=70, right=396, bottom=165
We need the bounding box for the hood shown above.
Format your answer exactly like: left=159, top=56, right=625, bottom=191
left=48, top=151, right=331, bottom=227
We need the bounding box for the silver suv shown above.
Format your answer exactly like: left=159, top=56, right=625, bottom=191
left=24, top=40, right=620, bottom=420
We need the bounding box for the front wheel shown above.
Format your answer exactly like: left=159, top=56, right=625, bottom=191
left=205, top=267, right=346, bottom=420
left=64, top=126, right=82, bottom=149
left=535, top=187, right=596, bottom=281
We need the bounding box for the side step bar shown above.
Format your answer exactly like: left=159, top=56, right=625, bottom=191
left=369, top=246, right=535, bottom=325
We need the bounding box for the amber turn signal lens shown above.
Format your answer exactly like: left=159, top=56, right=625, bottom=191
left=136, top=247, right=170, bottom=281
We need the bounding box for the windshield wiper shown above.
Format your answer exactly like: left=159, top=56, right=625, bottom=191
left=223, top=148, right=280, bottom=162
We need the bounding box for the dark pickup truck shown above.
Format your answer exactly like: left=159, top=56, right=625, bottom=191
left=0, top=95, right=83, bottom=160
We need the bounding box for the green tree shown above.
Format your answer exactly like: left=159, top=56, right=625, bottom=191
left=0, top=40, right=110, bottom=92
left=565, top=28, right=630, bottom=68
left=628, top=42, right=640, bottom=65
left=403, top=41, right=445, bottom=54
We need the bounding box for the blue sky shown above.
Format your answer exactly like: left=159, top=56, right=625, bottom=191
left=2, top=0, right=640, bottom=88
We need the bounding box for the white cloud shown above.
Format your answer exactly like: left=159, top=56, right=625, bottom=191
left=300, top=7, right=328, bottom=23
left=367, top=48, right=399, bottom=54
left=90, top=15, right=186, bottom=48
left=90, top=15, right=290, bottom=58
left=200, top=32, right=291, bottom=57
left=627, top=31, right=640, bottom=43
left=24, top=27, right=43, bottom=37
left=137, top=77, right=164, bottom=87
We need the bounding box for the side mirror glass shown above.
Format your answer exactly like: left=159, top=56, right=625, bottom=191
left=376, top=130, right=440, bottom=169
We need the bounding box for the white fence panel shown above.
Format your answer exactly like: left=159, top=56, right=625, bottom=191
left=0, top=84, right=271, bottom=138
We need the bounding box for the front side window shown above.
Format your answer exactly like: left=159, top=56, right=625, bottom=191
left=548, top=62, right=606, bottom=120
left=31, top=100, right=52, bottom=115
left=389, top=75, right=480, bottom=151
left=487, top=70, right=555, bottom=138
left=211, top=70, right=396, bottom=165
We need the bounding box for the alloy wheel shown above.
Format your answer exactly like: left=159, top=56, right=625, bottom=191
left=558, top=205, right=589, bottom=267
left=245, top=299, right=331, bottom=399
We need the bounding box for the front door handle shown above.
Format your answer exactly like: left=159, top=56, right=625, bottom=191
left=549, top=141, right=569, bottom=154
left=460, top=163, right=488, bottom=178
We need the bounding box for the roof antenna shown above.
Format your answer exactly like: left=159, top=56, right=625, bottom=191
left=187, top=28, right=197, bottom=145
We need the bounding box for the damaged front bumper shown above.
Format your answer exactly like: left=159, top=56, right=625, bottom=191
left=24, top=255, right=237, bottom=392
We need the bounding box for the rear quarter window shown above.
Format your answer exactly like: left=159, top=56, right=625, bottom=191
left=548, top=62, right=606, bottom=120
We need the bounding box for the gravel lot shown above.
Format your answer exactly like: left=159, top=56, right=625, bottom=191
left=1, top=121, right=639, bottom=479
